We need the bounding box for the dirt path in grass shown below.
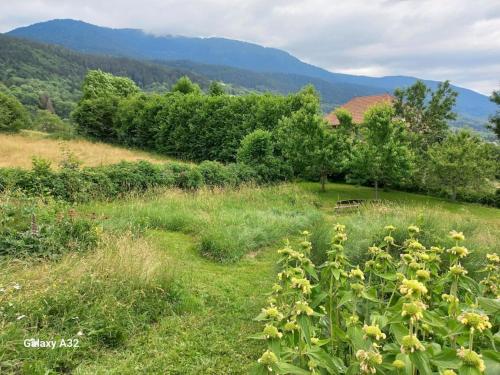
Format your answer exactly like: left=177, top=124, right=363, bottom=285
left=76, top=230, right=278, bottom=374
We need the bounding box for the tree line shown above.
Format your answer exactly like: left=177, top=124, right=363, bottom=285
left=1, top=69, right=499, bottom=206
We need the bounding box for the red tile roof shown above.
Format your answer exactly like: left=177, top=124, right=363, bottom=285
left=325, top=94, right=394, bottom=126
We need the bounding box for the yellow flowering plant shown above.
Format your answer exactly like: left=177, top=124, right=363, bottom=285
left=251, top=226, right=499, bottom=375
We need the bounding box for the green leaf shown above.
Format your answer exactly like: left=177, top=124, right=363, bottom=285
left=459, top=365, right=483, bottom=375
left=338, top=291, right=353, bottom=307
left=431, top=348, right=461, bottom=369
left=409, top=351, right=432, bottom=375
left=361, top=288, right=379, bottom=302
left=307, top=347, right=340, bottom=374
left=482, top=350, right=500, bottom=375
left=458, top=276, right=481, bottom=295
left=276, top=362, right=310, bottom=375
left=390, top=323, right=408, bottom=345
left=477, top=297, right=500, bottom=315
left=374, top=271, right=397, bottom=281
left=347, top=326, right=368, bottom=350
left=297, top=315, right=311, bottom=346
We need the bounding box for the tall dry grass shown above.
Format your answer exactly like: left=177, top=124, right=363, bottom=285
left=0, top=132, right=170, bottom=169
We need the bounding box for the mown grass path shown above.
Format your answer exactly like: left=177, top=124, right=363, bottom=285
left=77, top=230, right=278, bottom=374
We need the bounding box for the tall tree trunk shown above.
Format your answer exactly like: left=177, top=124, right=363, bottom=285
left=320, top=173, right=327, bottom=192
left=374, top=180, right=379, bottom=200
left=451, top=186, right=457, bottom=201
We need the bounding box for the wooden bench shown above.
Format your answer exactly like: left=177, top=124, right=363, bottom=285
left=334, top=199, right=382, bottom=211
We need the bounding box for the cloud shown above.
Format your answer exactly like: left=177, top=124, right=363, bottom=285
left=1, top=0, right=499, bottom=94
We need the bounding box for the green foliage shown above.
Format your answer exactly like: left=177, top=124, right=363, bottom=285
left=81, top=70, right=140, bottom=100
left=72, top=96, right=120, bottom=141
left=252, top=226, right=499, bottom=374
left=426, top=130, right=497, bottom=200
left=0, top=91, right=31, bottom=132
left=0, top=196, right=98, bottom=258
left=488, top=89, right=500, bottom=139
left=349, top=104, right=413, bottom=197
left=237, top=129, right=292, bottom=183
left=171, top=76, right=202, bottom=95
left=0, top=233, right=181, bottom=373
left=276, top=90, right=350, bottom=191
left=198, top=160, right=231, bottom=187
left=208, top=81, right=226, bottom=96
left=32, top=109, right=76, bottom=139
left=0, top=154, right=274, bottom=202
left=394, top=80, right=458, bottom=146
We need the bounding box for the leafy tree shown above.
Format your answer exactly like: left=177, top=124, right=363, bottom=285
left=237, top=129, right=291, bottom=182
left=426, top=130, right=497, bottom=200
left=171, top=76, right=201, bottom=95
left=349, top=104, right=413, bottom=198
left=0, top=91, right=31, bottom=132
left=81, top=70, right=139, bottom=100
left=208, top=81, right=225, bottom=96
left=394, top=80, right=457, bottom=145
left=73, top=70, right=139, bottom=140
left=33, top=110, right=69, bottom=133
left=488, top=89, right=500, bottom=139
left=72, top=96, right=119, bottom=141
left=276, top=90, right=349, bottom=191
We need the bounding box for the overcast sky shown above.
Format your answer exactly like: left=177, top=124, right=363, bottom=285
left=1, top=0, right=499, bottom=95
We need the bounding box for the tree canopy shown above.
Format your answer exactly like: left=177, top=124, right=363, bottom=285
left=349, top=104, right=413, bottom=198
left=0, top=91, right=31, bottom=132
left=488, top=89, right=500, bottom=139
left=394, top=80, right=457, bottom=146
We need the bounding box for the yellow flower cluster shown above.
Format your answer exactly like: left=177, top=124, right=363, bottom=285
left=399, top=279, right=428, bottom=296
left=458, top=312, right=492, bottom=332
left=263, top=324, right=283, bottom=339
left=400, top=335, right=425, bottom=353
left=449, top=230, right=465, bottom=242
left=392, top=359, right=405, bottom=369
left=356, top=349, right=383, bottom=374
left=486, top=253, right=499, bottom=263
left=401, top=301, right=427, bottom=322
left=291, top=277, right=312, bottom=294
left=457, top=347, right=485, bottom=372
left=416, top=269, right=431, bottom=281
left=450, top=264, right=468, bottom=276
left=284, top=319, right=298, bottom=332
left=262, top=306, right=283, bottom=320
left=408, top=225, right=420, bottom=234
left=294, top=301, right=314, bottom=316
left=362, top=324, right=386, bottom=341
left=258, top=350, right=278, bottom=367
left=447, top=246, right=469, bottom=258
left=349, top=267, right=365, bottom=280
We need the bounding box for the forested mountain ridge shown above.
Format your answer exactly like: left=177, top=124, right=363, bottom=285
left=0, top=33, right=385, bottom=116
left=0, top=34, right=209, bottom=117
left=8, top=19, right=497, bottom=123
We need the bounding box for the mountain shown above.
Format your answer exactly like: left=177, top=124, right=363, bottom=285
left=0, top=33, right=209, bottom=117
left=7, top=19, right=497, bottom=123
left=0, top=33, right=385, bottom=116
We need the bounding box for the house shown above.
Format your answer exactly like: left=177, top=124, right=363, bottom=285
left=325, top=93, right=394, bottom=126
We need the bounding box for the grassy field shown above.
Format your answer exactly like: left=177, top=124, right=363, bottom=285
left=1, top=125, right=499, bottom=375
left=0, top=132, right=171, bottom=169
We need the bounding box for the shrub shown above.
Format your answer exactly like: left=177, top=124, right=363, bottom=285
left=237, top=129, right=292, bottom=183
left=252, top=226, right=500, bottom=374
left=198, top=160, right=231, bottom=187
left=0, top=196, right=99, bottom=258
left=174, top=166, right=204, bottom=190
left=0, top=92, right=31, bottom=132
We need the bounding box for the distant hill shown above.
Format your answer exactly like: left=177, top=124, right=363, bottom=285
left=0, top=34, right=208, bottom=117
left=8, top=19, right=497, bottom=124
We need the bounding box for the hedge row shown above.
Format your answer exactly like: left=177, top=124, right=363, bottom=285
left=0, top=159, right=272, bottom=203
